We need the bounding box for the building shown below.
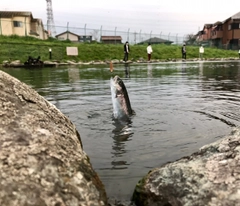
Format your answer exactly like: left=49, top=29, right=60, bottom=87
left=210, top=21, right=223, bottom=47
left=197, top=11, right=240, bottom=49
left=138, top=37, right=173, bottom=45
left=100, top=36, right=122, bottom=44
left=0, top=11, right=47, bottom=40
left=56, top=31, right=80, bottom=42
left=198, top=24, right=213, bottom=43
left=56, top=31, right=92, bottom=43
left=79, top=35, right=92, bottom=42
left=222, top=11, right=240, bottom=49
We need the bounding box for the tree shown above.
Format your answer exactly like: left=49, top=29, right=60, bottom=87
left=185, top=34, right=197, bottom=45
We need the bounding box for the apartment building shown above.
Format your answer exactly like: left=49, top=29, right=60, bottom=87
left=198, top=11, right=240, bottom=49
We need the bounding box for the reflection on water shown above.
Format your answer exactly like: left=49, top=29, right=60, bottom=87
left=68, top=67, right=80, bottom=83
left=2, top=61, right=240, bottom=201
left=147, top=63, right=152, bottom=78
left=199, top=61, right=204, bottom=76
left=124, top=63, right=130, bottom=78
left=181, top=62, right=186, bottom=73
left=112, top=119, right=133, bottom=140
left=111, top=124, right=132, bottom=170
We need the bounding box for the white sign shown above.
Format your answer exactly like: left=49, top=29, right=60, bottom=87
left=199, top=46, right=204, bottom=53
left=66, top=47, right=78, bottom=56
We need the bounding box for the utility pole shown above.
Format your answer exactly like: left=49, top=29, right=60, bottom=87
left=67, top=22, right=69, bottom=40
left=100, top=25, right=102, bottom=43
left=115, top=27, right=117, bottom=44
left=46, top=0, right=56, bottom=37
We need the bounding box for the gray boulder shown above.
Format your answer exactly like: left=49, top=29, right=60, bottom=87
left=0, top=70, right=107, bottom=206
left=132, top=128, right=240, bottom=206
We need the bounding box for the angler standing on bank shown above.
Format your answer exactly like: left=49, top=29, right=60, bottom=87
left=147, top=43, right=153, bottom=62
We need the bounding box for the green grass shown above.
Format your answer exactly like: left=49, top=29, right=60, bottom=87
left=0, top=35, right=239, bottom=63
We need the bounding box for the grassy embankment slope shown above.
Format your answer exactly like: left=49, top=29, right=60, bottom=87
left=0, top=35, right=239, bottom=63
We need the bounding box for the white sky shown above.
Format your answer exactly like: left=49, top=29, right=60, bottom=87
left=1, top=0, right=240, bottom=37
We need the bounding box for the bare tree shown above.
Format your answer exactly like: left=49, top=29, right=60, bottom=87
left=185, top=34, right=197, bottom=45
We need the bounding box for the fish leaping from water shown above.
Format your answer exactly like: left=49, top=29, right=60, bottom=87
left=110, top=75, right=134, bottom=120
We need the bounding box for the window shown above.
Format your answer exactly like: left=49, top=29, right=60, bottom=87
left=13, top=21, right=23, bottom=27
left=228, top=24, right=231, bottom=30
left=231, top=23, right=240, bottom=29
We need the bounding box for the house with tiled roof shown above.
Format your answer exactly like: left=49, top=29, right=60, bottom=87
left=56, top=31, right=80, bottom=42
left=0, top=11, right=47, bottom=39
left=198, top=24, right=213, bottom=43
left=55, top=31, right=92, bottom=42
left=197, top=11, right=240, bottom=49
left=210, top=21, right=223, bottom=47
left=221, top=11, right=240, bottom=49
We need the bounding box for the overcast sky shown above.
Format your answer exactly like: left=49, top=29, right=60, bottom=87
left=1, top=0, right=240, bottom=37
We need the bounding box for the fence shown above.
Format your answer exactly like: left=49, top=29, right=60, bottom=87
left=53, top=24, right=187, bottom=45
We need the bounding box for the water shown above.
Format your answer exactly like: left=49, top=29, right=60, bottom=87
left=2, top=61, right=240, bottom=201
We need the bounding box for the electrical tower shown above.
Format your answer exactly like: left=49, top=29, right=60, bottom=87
left=46, top=0, right=56, bottom=37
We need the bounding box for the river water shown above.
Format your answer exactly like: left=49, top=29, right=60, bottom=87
left=2, top=61, right=240, bottom=201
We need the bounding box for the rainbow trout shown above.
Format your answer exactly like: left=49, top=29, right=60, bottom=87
left=110, top=75, right=134, bottom=119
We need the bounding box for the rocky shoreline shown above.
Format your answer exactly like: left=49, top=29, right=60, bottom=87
left=1, top=57, right=240, bottom=68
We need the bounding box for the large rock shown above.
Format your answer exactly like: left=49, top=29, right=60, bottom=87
left=132, top=128, right=240, bottom=206
left=0, top=70, right=107, bottom=206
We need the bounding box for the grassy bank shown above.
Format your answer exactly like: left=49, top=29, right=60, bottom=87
left=0, top=35, right=239, bottom=63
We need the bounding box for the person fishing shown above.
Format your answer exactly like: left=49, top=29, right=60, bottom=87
left=182, top=43, right=186, bottom=60
left=123, top=41, right=130, bottom=62
left=147, top=43, right=153, bottom=62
